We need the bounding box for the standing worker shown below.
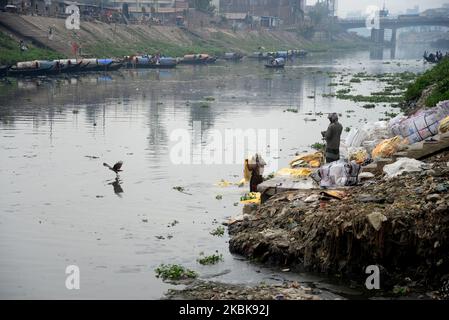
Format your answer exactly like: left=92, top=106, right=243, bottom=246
left=321, top=113, right=343, bottom=163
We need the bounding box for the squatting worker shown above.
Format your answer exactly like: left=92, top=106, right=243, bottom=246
left=247, top=154, right=266, bottom=192
left=321, top=113, right=343, bottom=163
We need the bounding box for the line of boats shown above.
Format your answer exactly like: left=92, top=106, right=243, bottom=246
left=0, top=50, right=308, bottom=77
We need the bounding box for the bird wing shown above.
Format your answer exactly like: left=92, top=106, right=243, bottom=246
left=113, top=161, right=123, bottom=171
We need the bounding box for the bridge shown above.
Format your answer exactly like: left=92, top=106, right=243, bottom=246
left=338, top=16, right=449, bottom=45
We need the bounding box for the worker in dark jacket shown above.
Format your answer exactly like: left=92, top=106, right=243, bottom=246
left=321, top=113, right=343, bottom=163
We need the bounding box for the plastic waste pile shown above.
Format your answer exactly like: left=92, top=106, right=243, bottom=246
left=342, top=100, right=449, bottom=164
left=315, top=159, right=361, bottom=188
left=348, top=147, right=370, bottom=165
left=275, top=152, right=323, bottom=178
left=383, top=158, right=426, bottom=178
left=289, top=152, right=323, bottom=168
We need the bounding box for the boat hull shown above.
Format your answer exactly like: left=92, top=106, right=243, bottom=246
left=125, top=62, right=177, bottom=69
left=7, top=66, right=57, bottom=77
left=265, top=64, right=285, bottom=69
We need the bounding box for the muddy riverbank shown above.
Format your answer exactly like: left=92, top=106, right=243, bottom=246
left=226, top=151, right=449, bottom=298
left=0, top=12, right=369, bottom=64
left=164, top=280, right=325, bottom=300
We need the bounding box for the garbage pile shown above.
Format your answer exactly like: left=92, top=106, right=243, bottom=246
left=342, top=100, right=449, bottom=163
left=164, top=280, right=322, bottom=300
left=228, top=153, right=449, bottom=291
left=274, top=151, right=323, bottom=179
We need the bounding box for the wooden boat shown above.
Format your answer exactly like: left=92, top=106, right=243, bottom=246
left=265, top=63, right=285, bottom=69
left=179, top=54, right=215, bottom=64
left=223, top=52, right=243, bottom=61
left=7, top=60, right=59, bottom=76
left=423, top=54, right=440, bottom=64
left=265, top=58, right=285, bottom=69
left=0, top=65, right=8, bottom=77
left=296, top=50, right=308, bottom=57
left=275, top=51, right=289, bottom=59
left=248, top=51, right=276, bottom=60
left=106, top=61, right=123, bottom=71
left=79, top=59, right=123, bottom=72
left=53, top=59, right=83, bottom=73
left=125, top=56, right=177, bottom=69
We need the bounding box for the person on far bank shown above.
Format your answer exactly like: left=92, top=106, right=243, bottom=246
left=321, top=113, right=343, bottom=163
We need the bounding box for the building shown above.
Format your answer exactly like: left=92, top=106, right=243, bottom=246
left=111, top=0, right=175, bottom=13
left=219, top=0, right=305, bottom=26
left=346, top=10, right=363, bottom=19
left=109, top=0, right=189, bottom=22
left=406, top=5, right=420, bottom=15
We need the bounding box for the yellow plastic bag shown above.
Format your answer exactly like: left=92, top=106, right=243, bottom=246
left=439, top=116, right=449, bottom=134
left=276, top=167, right=312, bottom=177
left=289, top=152, right=323, bottom=168
left=372, top=136, right=404, bottom=159
left=348, top=148, right=369, bottom=164
left=240, top=192, right=261, bottom=204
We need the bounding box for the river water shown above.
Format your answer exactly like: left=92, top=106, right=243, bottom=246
left=0, top=45, right=434, bottom=299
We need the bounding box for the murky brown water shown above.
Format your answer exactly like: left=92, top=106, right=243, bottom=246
left=0, top=46, right=432, bottom=299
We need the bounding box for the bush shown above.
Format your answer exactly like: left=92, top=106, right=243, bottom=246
left=0, top=32, right=64, bottom=65
left=405, top=57, right=449, bottom=107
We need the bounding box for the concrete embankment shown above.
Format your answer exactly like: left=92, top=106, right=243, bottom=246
left=0, top=12, right=369, bottom=60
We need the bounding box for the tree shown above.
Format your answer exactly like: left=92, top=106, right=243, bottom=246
left=308, top=1, right=330, bottom=27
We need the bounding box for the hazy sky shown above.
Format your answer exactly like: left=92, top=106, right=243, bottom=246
left=308, top=0, right=449, bottom=17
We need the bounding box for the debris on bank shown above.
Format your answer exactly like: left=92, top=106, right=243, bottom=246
left=163, top=280, right=323, bottom=300
left=228, top=154, right=449, bottom=292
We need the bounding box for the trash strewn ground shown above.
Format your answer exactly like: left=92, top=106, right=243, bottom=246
left=163, top=280, right=324, bottom=300
left=228, top=151, right=449, bottom=296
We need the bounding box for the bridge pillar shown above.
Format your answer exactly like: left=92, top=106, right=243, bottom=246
left=391, top=28, right=397, bottom=47
left=371, top=28, right=385, bottom=45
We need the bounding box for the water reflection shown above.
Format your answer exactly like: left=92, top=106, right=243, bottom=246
left=0, top=49, right=434, bottom=299
left=109, top=177, right=124, bottom=197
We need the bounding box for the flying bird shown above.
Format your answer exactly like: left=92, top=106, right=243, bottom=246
left=103, top=161, right=123, bottom=174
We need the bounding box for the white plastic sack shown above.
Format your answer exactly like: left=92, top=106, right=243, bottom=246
left=345, top=127, right=368, bottom=148
left=344, top=121, right=391, bottom=148
left=399, top=110, right=440, bottom=144
left=398, top=102, right=449, bottom=144
left=319, top=159, right=361, bottom=187
left=339, top=143, right=349, bottom=159
left=389, top=114, right=407, bottom=137
left=383, top=158, right=425, bottom=178
left=365, top=121, right=391, bottom=141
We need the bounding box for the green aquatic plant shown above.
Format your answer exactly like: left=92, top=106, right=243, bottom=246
left=210, top=226, right=225, bottom=237
left=155, top=264, right=198, bottom=281
left=197, top=252, right=223, bottom=265
left=311, top=142, right=325, bottom=151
